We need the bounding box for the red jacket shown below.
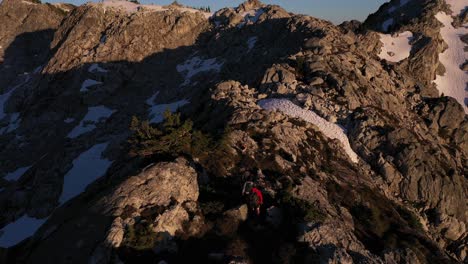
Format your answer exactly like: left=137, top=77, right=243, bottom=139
left=251, top=187, right=263, bottom=204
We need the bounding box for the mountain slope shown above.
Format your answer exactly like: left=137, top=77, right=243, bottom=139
left=365, top=0, right=468, bottom=113
left=0, top=0, right=466, bottom=263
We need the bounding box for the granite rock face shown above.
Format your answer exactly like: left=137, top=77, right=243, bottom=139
left=0, top=0, right=466, bottom=263
left=0, top=0, right=67, bottom=89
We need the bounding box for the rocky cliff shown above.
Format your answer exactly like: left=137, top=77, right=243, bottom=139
left=0, top=0, right=466, bottom=263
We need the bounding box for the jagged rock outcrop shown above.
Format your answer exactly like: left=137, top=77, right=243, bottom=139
left=0, top=0, right=67, bottom=88
left=364, top=0, right=449, bottom=97
left=212, top=0, right=290, bottom=28
left=348, top=107, right=467, bottom=242
left=0, top=0, right=466, bottom=263
left=13, top=158, right=203, bottom=264
left=0, top=0, right=211, bottom=224
left=45, top=2, right=210, bottom=73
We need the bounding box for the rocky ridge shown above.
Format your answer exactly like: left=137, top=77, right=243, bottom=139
left=0, top=0, right=466, bottom=263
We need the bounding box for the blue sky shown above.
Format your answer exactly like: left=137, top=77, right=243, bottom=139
left=43, top=0, right=388, bottom=24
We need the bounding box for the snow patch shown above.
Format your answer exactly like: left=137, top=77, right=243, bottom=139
left=100, top=35, right=107, bottom=44
left=0, top=75, right=30, bottom=121
left=378, top=31, right=414, bottom=62
left=88, top=64, right=108, bottom=73
left=0, top=88, right=17, bottom=121
left=64, top=118, right=75, bottom=123
left=8, top=113, right=20, bottom=132
left=0, top=113, right=21, bottom=135
left=175, top=6, right=212, bottom=18
left=258, top=99, right=359, bottom=163
left=67, top=106, right=116, bottom=138
left=59, top=143, right=112, bottom=204
left=238, top=8, right=265, bottom=28
left=176, top=56, right=223, bottom=86
left=0, top=215, right=47, bottom=248
left=33, top=65, right=43, bottom=74
left=100, top=0, right=210, bottom=17
left=52, top=3, right=73, bottom=12
left=146, top=91, right=160, bottom=106
left=21, top=0, right=37, bottom=5
left=433, top=12, right=468, bottom=113
left=80, top=79, right=102, bottom=92
left=388, top=0, right=410, bottom=13
left=101, top=0, right=167, bottom=13
left=203, top=12, right=213, bottom=19
left=445, top=0, right=467, bottom=17
left=382, top=18, right=394, bottom=32
left=3, top=166, right=31, bottom=181
left=247, top=36, right=258, bottom=52
left=147, top=94, right=189, bottom=124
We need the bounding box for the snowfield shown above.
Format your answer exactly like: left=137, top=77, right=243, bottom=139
left=433, top=11, right=468, bottom=113
left=59, top=143, right=112, bottom=204
left=146, top=92, right=189, bottom=124
left=3, top=165, right=31, bottom=181
left=378, top=31, right=414, bottom=62
left=0, top=215, right=47, bottom=248
left=67, top=106, right=116, bottom=138
left=176, top=56, right=223, bottom=86
left=258, top=99, right=359, bottom=163
left=1, top=142, right=112, bottom=247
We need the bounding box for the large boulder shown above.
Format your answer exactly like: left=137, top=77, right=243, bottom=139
left=216, top=205, right=248, bottom=236
left=420, top=97, right=466, bottom=139
left=21, top=158, right=202, bottom=264
left=260, top=64, right=298, bottom=95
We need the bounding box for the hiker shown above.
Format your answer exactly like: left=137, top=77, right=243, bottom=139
left=242, top=180, right=254, bottom=196
left=242, top=181, right=263, bottom=216
left=250, top=187, right=263, bottom=216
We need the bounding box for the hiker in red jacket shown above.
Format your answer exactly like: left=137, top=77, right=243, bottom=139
left=250, top=187, right=263, bottom=216
left=242, top=181, right=264, bottom=216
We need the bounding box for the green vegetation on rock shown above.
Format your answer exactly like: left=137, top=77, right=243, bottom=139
left=280, top=185, right=326, bottom=223
left=123, top=222, right=157, bottom=250
left=128, top=111, right=236, bottom=176
left=128, top=111, right=212, bottom=158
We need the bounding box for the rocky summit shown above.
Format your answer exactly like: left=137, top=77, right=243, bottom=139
left=0, top=0, right=466, bottom=263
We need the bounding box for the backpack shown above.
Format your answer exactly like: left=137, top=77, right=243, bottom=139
left=249, top=191, right=260, bottom=209
left=242, top=181, right=254, bottom=196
